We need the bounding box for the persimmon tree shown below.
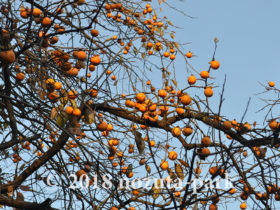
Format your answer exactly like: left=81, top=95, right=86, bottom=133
left=0, top=0, right=279, bottom=210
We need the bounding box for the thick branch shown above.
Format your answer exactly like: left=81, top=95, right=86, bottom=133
left=0, top=195, right=57, bottom=210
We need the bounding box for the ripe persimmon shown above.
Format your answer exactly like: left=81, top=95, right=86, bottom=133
left=176, top=107, right=185, bottom=115
left=54, top=82, right=62, bottom=90
left=76, top=51, right=87, bottom=60
left=42, top=17, right=52, bottom=27
left=201, top=148, right=210, bottom=156
left=97, top=121, right=108, bottom=131
left=201, top=136, right=211, bottom=146
left=172, top=127, right=181, bottom=137
left=163, top=51, right=170, bottom=57
left=168, top=151, right=178, bottom=160
left=77, top=0, right=85, bottom=5
left=91, top=29, right=99, bottom=37
left=89, top=65, right=95, bottom=71
left=200, top=71, right=209, bottom=79
left=111, top=75, right=116, bottom=80
left=180, top=94, right=192, bottom=105
left=32, top=8, right=41, bottom=16
left=186, top=51, right=192, bottom=58
left=65, top=106, right=74, bottom=115
left=66, top=67, right=79, bottom=76
left=16, top=72, right=25, bottom=81
left=209, top=203, right=217, bottom=210
left=209, top=166, right=218, bottom=175
left=268, top=81, right=275, bottom=87
left=90, top=55, right=101, bottom=65
left=149, top=140, right=155, bottom=147
left=73, top=108, right=81, bottom=116
left=223, top=121, right=232, bottom=130
left=170, top=54, right=176, bottom=60
left=182, top=127, right=193, bottom=136
left=204, top=87, right=213, bottom=97
left=229, top=188, right=236, bottom=194
left=147, top=42, right=153, bottom=48
left=240, top=202, right=247, bottom=209
left=76, top=169, right=87, bottom=180
left=136, top=93, right=146, bottom=103
left=188, top=75, right=196, bottom=85
left=210, top=60, right=220, bottom=69
left=158, top=89, right=167, bottom=98
left=160, top=160, right=169, bottom=170
left=269, top=120, right=278, bottom=130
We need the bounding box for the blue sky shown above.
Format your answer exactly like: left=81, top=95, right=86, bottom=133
left=164, top=0, right=280, bottom=124
left=150, top=2, right=280, bottom=208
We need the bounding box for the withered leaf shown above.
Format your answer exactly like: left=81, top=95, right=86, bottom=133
left=56, top=111, right=69, bottom=128
left=145, top=164, right=151, bottom=174
left=39, top=90, right=45, bottom=100
left=84, top=108, right=95, bottom=124
left=50, top=107, right=58, bottom=120
left=133, top=131, right=145, bottom=154
left=175, top=163, right=184, bottom=181
left=178, top=159, right=189, bottom=168
left=60, top=89, right=68, bottom=105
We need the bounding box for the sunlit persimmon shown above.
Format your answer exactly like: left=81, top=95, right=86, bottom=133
left=201, top=136, right=211, bottom=146
left=158, top=89, right=167, bottom=98
left=97, top=121, right=108, bottom=131
left=180, top=94, right=192, bottom=105
left=76, top=51, right=87, bottom=60
left=269, top=120, right=278, bottom=130
left=149, top=140, right=155, bottom=147
left=240, top=202, right=247, bottom=209
left=200, top=71, right=209, bottom=79
left=136, top=93, right=146, bottom=103
left=65, top=106, right=74, bottom=115
left=268, top=81, right=275, bottom=87
left=209, top=166, right=218, bottom=175
left=229, top=188, right=236, bottom=194
left=204, top=87, right=213, bottom=97
left=73, top=108, right=81, bottom=116
left=160, top=160, right=169, bottom=170
left=42, top=17, right=51, bottom=27
left=188, top=75, right=196, bottom=85
left=32, top=8, right=41, bottom=16
left=163, top=51, right=170, bottom=57
left=91, top=29, right=99, bottom=37
left=186, top=51, right=192, bottom=58
left=91, top=55, right=101, bottom=65
left=172, top=127, right=181, bottom=137
left=176, top=107, right=185, bottom=115
left=168, top=151, right=178, bottom=160
left=210, top=60, right=220, bottom=69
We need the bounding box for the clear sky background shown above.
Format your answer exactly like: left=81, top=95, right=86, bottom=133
left=155, top=1, right=280, bottom=208
left=165, top=0, right=280, bottom=125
